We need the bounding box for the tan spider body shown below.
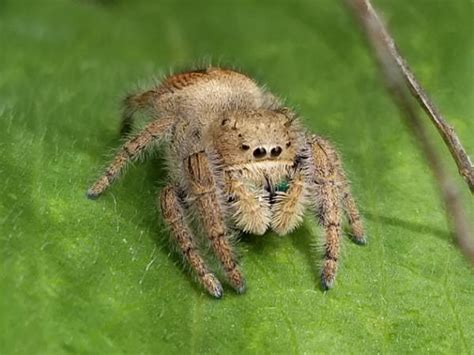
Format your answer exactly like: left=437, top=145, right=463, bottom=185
left=87, top=67, right=365, bottom=298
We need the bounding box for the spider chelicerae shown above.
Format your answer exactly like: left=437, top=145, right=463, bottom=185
left=87, top=67, right=366, bottom=298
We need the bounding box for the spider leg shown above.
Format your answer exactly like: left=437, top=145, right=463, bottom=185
left=225, top=171, right=271, bottom=235
left=271, top=170, right=307, bottom=235
left=314, top=137, right=366, bottom=244
left=121, top=89, right=160, bottom=136
left=160, top=185, right=223, bottom=298
left=184, top=152, right=245, bottom=293
left=309, top=135, right=346, bottom=290
left=341, top=189, right=366, bottom=244
left=87, top=117, right=174, bottom=199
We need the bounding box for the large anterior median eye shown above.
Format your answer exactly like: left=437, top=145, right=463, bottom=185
left=253, top=147, right=267, bottom=158
left=241, top=144, right=250, bottom=151
left=270, top=146, right=282, bottom=157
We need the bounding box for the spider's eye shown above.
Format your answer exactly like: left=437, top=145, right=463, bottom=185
left=241, top=144, right=250, bottom=151
left=286, top=141, right=292, bottom=148
left=253, top=147, right=267, bottom=158
left=270, top=146, right=282, bottom=157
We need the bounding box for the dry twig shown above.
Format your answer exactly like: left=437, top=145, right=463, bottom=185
left=347, top=0, right=474, bottom=193
left=345, top=0, right=474, bottom=263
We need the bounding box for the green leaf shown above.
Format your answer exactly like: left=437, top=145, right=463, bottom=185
left=1, top=0, right=473, bottom=353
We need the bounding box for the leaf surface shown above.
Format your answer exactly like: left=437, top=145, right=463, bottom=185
left=1, top=0, right=473, bottom=353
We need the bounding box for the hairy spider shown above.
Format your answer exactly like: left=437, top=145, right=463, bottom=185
left=87, top=67, right=366, bottom=298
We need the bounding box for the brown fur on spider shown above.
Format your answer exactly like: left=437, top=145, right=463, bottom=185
left=87, top=67, right=366, bottom=298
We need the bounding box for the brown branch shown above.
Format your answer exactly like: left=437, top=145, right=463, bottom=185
left=349, top=0, right=474, bottom=193
left=345, top=0, right=474, bottom=263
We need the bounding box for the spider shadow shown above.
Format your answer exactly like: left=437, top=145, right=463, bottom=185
left=77, top=0, right=121, bottom=7
left=361, top=210, right=452, bottom=242
left=288, top=222, right=345, bottom=292
left=240, top=223, right=330, bottom=292
left=239, top=232, right=286, bottom=255
left=282, top=210, right=453, bottom=293
left=286, top=220, right=374, bottom=292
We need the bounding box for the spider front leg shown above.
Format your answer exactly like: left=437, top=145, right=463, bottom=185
left=184, top=152, right=245, bottom=293
left=225, top=171, right=271, bottom=235
left=160, top=185, right=223, bottom=298
left=87, top=117, right=174, bottom=199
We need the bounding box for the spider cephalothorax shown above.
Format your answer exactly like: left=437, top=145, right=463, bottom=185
left=87, top=67, right=366, bottom=298
left=210, top=109, right=300, bottom=166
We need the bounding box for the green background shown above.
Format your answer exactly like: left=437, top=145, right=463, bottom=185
left=1, top=0, right=473, bottom=353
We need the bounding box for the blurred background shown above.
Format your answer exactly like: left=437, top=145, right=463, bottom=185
left=0, top=0, right=473, bottom=353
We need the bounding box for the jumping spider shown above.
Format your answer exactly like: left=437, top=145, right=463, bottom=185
left=87, top=67, right=366, bottom=298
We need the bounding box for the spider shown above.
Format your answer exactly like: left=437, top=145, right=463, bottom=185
left=87, top=67, right=366, bottom=298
